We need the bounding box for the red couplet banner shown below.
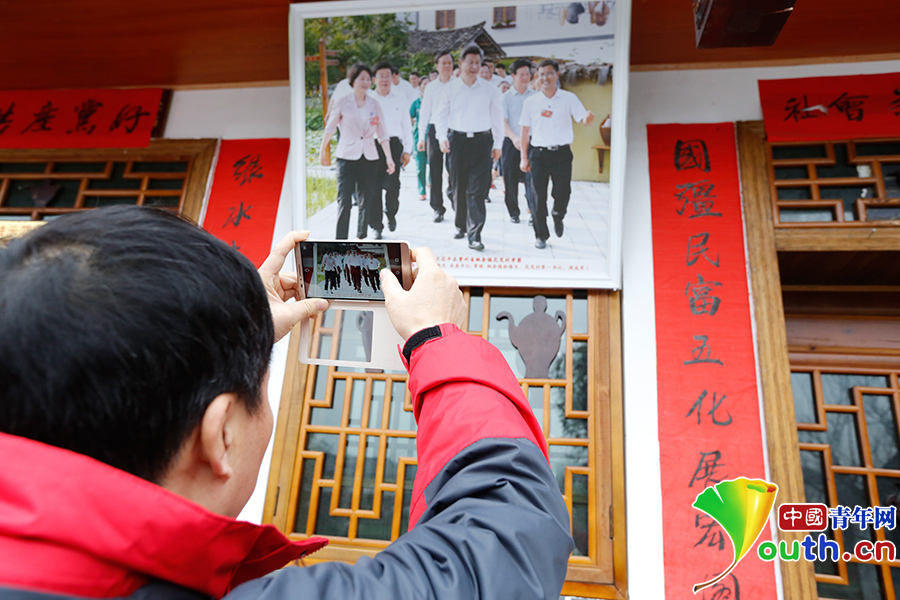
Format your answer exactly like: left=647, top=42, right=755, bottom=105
left=0, top=89, right=162, bottom=149
left=647, top=123, right=777, bottom=599
left=203, top=139, right=289, bottom=268
left=759, top=72, right=900, bottom=142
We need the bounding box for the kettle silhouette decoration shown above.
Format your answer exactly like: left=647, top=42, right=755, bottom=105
left=496, top=296, right=566, bottom=379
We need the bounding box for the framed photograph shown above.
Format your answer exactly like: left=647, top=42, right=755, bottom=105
left=290, top=0, right=630, bottom=288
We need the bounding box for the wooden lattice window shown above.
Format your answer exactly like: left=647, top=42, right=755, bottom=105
left=435, top=10, right=455, bottom=30
left=266, top=289, right=626, bottom=597
left=790, top=355, right=900, bottom=600
left=493, top=6, right=517, bottom=28
left=767, top=139, right=900, bottom=226
left=0, top=139, right=216, bottom=223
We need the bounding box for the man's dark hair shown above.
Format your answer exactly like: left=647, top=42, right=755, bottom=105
left=373, top=61, right=393, bottom=77
left=460, top=44, right=483, bottom=61
left=495, top=62, right=506, bottom=72
left=481, top=60, right=490, bottom=67
left=0, top=206, right=274, bottom=483
left=538, top=58, right=560, bottom=72
left=410, top=71, right=419, bottom=77
left=348, top=63, right=372, bottom=87
left=510, top=58, right=533, bottom=76
left=434, top=50, right=452, bottom=63
left=390, top=65, right=399, bottom=75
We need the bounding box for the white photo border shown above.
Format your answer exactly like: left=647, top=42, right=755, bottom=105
left=289, top=0, right=630, bottom=289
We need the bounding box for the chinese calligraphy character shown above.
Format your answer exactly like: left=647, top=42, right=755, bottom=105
left=684, top=335, right=723, bottom=366
left=686, top=275, right=722, bottom=316
left=109, top=104, right=150, bottom=134
left=21, top=101, right=57, bottom=134
left=783, top=95, right=826, bottom=122
left=675, top=180, right=722, bottom=219
left=892, top=88, right=900, bottom=117
left=689, top=450, right=725, bottom=488
left=701, top=574, right=740, bottom=600
left=233, top=154, right=264, bottom=186
left=70, top=99, right=104, bottom=134
left=828, top=92, right=868, bottom=122
left=0, top=103, right=14, bottom=135
left=694, top=514, right=727, bottom=550
left=686, top=232, right=720, bottom=267
left=674, top=139, right=710, bottom=172
left=686, top=390, right=732, bottom=426
left=223, top=201, right=252, bottom=228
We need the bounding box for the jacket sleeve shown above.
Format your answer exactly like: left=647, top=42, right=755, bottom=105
left=228, top=324, right=574, bottom=600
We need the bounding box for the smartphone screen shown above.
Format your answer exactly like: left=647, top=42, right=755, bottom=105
left=298, top=241, right=409, bottom=301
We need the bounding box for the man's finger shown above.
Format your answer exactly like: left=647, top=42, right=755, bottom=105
left=380, top=268, right=403, bottom=299
left=259, top=230, right=309, bottom=275
left=282, top=298, right=328, bottom=323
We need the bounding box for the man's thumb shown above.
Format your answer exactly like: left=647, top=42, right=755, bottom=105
left=380, top=268, right=402, bottom=299
left=290, top=298, right=328, bottom=321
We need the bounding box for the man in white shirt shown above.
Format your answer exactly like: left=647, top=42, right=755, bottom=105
left=416, top=51, right=454, bottom=223
left=520, top=59, right=595, bottom=249
left=501, top=59, right=537, bottom=225
left=434, top=44, right=504, bottom=251
left=391, top=67, right=418, bottom=109
left=372, top=62, right=413, bottom=236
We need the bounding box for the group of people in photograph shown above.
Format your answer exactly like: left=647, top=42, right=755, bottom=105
left=320, top=248, right=383, bottom=294
left=318, top=44, right=594, bottom=251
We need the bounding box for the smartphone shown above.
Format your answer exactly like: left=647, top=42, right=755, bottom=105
left=295, top=240, right=412, bottom=301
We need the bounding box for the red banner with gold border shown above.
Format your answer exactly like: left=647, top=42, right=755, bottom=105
left=0, top=89, right=162, bottom=149
left=648, top=123, right=777, bottom=598
left=759, top=72, right=900, bottom=142
left=203, top=139, right=289, bottom=268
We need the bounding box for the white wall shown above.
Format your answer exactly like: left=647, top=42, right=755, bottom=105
left=621, top=58, right=900, bottom=600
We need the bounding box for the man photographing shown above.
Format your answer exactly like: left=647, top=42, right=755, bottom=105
left=0, top=206, right=572, bottom=599
left=520, top=59, right=595, bottom=249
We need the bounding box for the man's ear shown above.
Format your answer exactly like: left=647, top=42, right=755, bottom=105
left=199, top=393, right=238, bottom=479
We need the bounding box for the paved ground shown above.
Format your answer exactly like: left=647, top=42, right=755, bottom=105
left=306, top=164, right=610, bottom=284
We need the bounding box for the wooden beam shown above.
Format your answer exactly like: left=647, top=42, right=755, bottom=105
left=737, top=121, right=818, bottom=600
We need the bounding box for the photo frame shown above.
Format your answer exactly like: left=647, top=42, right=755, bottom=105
left=289, top=0, right=630, bottom=288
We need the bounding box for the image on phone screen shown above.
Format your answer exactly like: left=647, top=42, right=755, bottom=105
left=300, top=242, right=404, bottom=301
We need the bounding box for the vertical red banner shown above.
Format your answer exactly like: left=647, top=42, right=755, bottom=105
left=203, top=139, right=289, bottom=268
left=648, top=123, right=777, bottom=598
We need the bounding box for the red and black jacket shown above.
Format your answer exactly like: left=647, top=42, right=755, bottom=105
left=0, top=324, right=574, bottom=600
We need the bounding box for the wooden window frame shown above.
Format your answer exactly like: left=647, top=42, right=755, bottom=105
left=0, top=139, right=217, bottom=223
left=264, top=289, right=627, bottom=598
left=492, top=6, right=517, bottom=28
left=736, top=121, right=900, bottom=599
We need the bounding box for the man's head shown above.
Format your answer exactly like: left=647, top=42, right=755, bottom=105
left=484, top=58, right=494, bottom=73
left=460, top=45, right=483, bottom=82
left=409, top=71, right=420, bottom=88
left=374, top=61, right=393, bottom=93
left=537, top=59, right=560, bottom=94
left=495, top=62, right=507, bottom=77
left=0, top=206, right=275, bottom=515
left=510, top=58, right=533, bottom=89
left=479, top=62, right=492, bottom=80
left=434, top=51, right=453, bottom=78
left=391, top=65, right=401, bottom=86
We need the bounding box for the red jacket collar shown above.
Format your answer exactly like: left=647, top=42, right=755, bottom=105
left=0, top=432, right=326, bottom=598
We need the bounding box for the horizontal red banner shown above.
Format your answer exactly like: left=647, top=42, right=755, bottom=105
left=759, top=72, right=900, bottom=142
left=0, top=88, right=162, bottom=149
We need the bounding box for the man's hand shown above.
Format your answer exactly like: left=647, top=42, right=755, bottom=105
left=401, top=152, right=411, bottom=167
left=258, top=231, right=328, bottom=342
left=492, top=148, right=502, bottom=161
left=512, top=135, right=521, bottom=151
left=520, top=157, right=530, bottom=173
left=417, top=139, right=426, bottom=153
left=440, top=139, right=450, bottom=153
left=582, top=110, right=595, bottom=126
left=386, top=158, right=396, bottom=175
left=380, top=247, right=467, bottom=342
